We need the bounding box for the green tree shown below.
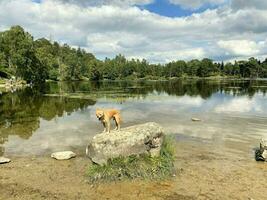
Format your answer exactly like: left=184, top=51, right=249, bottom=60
left=197, top=58, right=214, bottom=77
left=223, top=62, right=233, bottom=75
left=187, top=59, right=200, bottom=76
left=246, top=57, right=261, bottom=78
left=0, top=26, right=48, bottom=82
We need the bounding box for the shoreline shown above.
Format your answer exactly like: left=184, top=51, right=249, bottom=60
left=1, top=77, right=266, bottom=92
left=1, top=139, right=266, bottom=200
left=46, top=77, right=267, bottom=82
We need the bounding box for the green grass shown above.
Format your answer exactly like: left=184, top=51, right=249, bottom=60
left=86, top=135, right=176, bottom=183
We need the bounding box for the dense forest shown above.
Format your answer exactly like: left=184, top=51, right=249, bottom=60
left=1, top=26, right=267, bottom=83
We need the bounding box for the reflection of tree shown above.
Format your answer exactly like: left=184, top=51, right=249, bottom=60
left=39, top=96, right=95, bottom=120
left=0, top=87, right=96, bottom=155
left=39, top=80, right=267, bottom=102
left=85, top=79, right=267, bottom=99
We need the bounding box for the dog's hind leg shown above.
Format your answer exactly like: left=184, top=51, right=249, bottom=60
left=114, top=114, right=121, bottom=131
left=114, top=118, right=118, bottom=130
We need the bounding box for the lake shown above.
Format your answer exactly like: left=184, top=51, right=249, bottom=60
left=1, top=79, right=267, bottom=158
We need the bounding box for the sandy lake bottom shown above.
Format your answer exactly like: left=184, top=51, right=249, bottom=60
left=1, top=137, right=267, bottom=200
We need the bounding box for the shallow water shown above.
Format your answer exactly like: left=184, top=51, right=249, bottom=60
left=0, top=79, right=267, bottom=157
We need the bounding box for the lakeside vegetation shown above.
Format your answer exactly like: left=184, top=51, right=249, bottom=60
left=1, top=26, right=267, bottom=83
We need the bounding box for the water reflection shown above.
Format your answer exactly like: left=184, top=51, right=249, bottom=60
left=41, top=79, right=267, bottom=99
left=0, top=87, right=96, bottom=156
left=0, top=79, right=267, bottom=156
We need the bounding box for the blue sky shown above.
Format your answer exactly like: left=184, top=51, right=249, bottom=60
left=139, top=0, right=220, bottom=17
left=0, top=0, right=267, bottom=63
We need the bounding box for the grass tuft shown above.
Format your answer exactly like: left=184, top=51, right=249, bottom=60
left=87, top=135, right=176, bottom=183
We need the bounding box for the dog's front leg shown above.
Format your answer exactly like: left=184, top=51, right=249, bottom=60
left=102, top=122, right=106, bottom=133
left=107, top=121, right=111, bottom=133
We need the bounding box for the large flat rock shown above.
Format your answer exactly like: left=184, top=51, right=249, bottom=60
left=86, top=122, right=165, bottom=165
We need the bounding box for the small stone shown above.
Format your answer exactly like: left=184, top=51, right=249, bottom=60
left=191, top=118, right=201, bottom=122
left=0, top=157, right=11, bottom=164
left=51, top=151, right=76, bottom=160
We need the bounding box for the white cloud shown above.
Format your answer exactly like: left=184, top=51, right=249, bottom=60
left=140, top=48, right=206, bottom=63
left=144, top=94, right=205, bottom=107
left=175, top=95, right=205, bottom=106
left=217, top=40, right=261, bottom=56
left=231, top=0, right=267, bottom=10
left=0, top=0, right=267, bottom=63
left=214, top=97, right=262, bottom=113
left=169, top=0, right=226, bottom=10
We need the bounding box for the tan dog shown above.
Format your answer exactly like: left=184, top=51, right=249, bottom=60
left=95, top=108, right=121, bottom=133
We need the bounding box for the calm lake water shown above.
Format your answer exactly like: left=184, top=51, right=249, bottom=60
left=1, top=79, right=267, bottom=158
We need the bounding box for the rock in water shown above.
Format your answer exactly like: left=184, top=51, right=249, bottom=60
left=0, top=157, right=11, bottom=164
left=86, top=122, right=165, bottom=165
left=191, top=118, right=201, bottom=122
left=255, top=139, right=267, bottom=161
left=51, top=151, right=76, bottom=160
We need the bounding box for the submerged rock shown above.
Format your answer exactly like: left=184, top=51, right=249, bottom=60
left=51, top=151, right=76, bottom=160
left=191, top=118, right=201, bottom=122
left=86, top=122, right=165, bottom=165
left=0, top=157, right=11, bottom=164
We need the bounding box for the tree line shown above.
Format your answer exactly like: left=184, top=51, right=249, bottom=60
left=1, top=26, right=267, bottom=83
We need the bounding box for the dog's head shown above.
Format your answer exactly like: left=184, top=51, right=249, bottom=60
left=95, top=109, right=104, bottom=120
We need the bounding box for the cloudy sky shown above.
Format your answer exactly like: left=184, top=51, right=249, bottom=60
left=0, top=0, right=267, bottom=63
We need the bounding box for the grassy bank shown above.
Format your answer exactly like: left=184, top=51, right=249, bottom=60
left=87, top=135, right=176, bottom=183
